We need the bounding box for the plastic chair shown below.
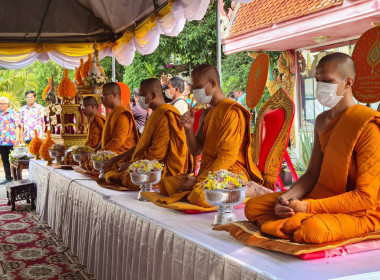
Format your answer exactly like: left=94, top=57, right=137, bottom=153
left=252, top=88, right=298, bottom=191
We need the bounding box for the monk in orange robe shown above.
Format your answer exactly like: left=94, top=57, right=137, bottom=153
left=104, top=78, right=191, bottom=190
left=245, top=52, right=380, bottom=244
left=99, top=82, right=139, bottom=154
left=152, top=64, right=264, bottom=208
left=82, top=96, right=105, bottom=148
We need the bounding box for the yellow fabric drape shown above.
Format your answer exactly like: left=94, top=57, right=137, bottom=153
left=0, top=0, right=176, bottom=58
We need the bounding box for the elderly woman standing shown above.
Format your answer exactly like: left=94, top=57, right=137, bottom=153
left=0, top=97, right=20, bottom=184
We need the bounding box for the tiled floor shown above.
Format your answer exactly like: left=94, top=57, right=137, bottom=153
left=0, top=162, right=29, bottom=199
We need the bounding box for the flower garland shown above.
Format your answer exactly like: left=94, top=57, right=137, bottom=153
left=128, top=159, right=164, bottom=173
left=202, top=170, right=247, bottom=190
left=42, top=77, right=51, bottom=100
left=75, top=59, right=84, bottom=85
left=29, top=129, right=43, bottom=155
left=80, top=54, right=92, bottom=80
left=39, top=130, right=55, bottom=160
left=57, top=69, right=76, bottom=98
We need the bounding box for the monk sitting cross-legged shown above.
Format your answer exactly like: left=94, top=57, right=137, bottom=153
left=148, top=64, right=266, bottom=209
left=245, top=52, right=380, bottom=244
left=98, top=82, right=139, bottom=154
left=82, top=96, right=106, bottom=149
left=103, top=78, right=191, bottom=190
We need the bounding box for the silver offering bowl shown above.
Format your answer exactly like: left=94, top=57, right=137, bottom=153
left=49, top=149, right=66, bottom=165
left=130, top=171, right=162, bottom=201
left=204, top=186, right=246, bottom=226
left=72, top=153, right=90, bottom=168
left=92, top=160, right=108, bottom=178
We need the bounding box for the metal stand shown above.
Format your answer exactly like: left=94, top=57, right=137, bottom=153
left=138, top=184, right=154, bottom=202
left=212, top=205, right=237, bottom=226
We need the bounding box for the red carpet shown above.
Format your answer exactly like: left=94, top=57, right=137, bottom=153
left=0, top=199, right=94, bottom=280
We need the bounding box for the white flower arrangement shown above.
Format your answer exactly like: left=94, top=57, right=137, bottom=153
left=128, top=159, right=164, bottom=173
left=91, top=150, right=117, bottom=161
left=202, top=170, right=247, bottom=190
left=49, top=144, right=66, bottom=151
left=83, top=73, right=106, bottom=87
left=9, top=149, right=33, bottom=163
left=69, top=145, right=94, bottom=154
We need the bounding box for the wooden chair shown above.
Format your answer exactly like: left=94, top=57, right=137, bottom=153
left=252, top=87, right=298, bottom=191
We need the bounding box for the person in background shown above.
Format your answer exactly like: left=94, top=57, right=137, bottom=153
left=99, top=82, right=139, bottom=154
left=234, top=89, right=246, bottom=105
left=184, top=81, right=192, bottom=102
left=19, top=90, right=45, bottom=144
left=104, top=78, right=191, bottom=191
left=131, top=88, right=148, bottom=135
left=160, top=73, right=173, bottom=87
left=165, top=77, right=189, bottom=115
left=227, top=92, right=237, bottom=101
left=0, top=97, right=20, bottom=184
left=82, top=96, right=106, bottom=149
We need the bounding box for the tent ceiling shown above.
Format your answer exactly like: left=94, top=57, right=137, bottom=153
left=0, top=0, right=167, bottom=43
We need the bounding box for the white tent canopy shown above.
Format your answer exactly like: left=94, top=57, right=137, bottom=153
left=0, top=0, right=211, bottom=69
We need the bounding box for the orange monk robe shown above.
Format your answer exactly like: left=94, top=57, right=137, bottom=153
left=105, top=104, right=191, bottom=190
left=245, top=105, right=380, bottom=244
left=85, top=114, right=106, bottom=148
left=101, top=105, right=139, bottom=155
left=158, top=98, right=263, bottom=207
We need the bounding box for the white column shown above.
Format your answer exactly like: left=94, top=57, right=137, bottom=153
left=216, top=0, right=222, bottom=83
left=112, top=56, right=116, bottom=82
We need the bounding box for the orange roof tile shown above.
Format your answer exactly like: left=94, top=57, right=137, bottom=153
left=227, top=0, right=344, bottom=39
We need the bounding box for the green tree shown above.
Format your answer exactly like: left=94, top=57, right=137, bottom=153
left=123, top=4, right=217, bottom=90
left=0, top=91, right=21, bottom=111
left=0, top=68, right=38, bottom=108
left=101, top=57, right=125, bottom=82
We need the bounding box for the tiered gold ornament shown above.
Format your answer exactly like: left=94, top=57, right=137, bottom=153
left=44, top=43, right=106, bottom=148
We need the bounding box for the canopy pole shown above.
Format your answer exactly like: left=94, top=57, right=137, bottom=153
left=216, top=0, right=222, bottom=83
left=112, top=56, right=116, bottom=82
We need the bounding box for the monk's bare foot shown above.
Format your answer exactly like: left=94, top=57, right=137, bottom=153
left=245, top=181, right=273, bottom=197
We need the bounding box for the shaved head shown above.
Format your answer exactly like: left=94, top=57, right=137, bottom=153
left=103, top=82, right=121, bottom=96
left=140, top=78, right=163, bottom=98
left=318, top=52, right=356, bottom=80
left=83, top=96, right=98, bottom=106
left=192, top=64, right=220, bottom=85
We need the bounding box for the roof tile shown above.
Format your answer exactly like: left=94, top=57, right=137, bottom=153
left=227, top=0, right=344, bottom=38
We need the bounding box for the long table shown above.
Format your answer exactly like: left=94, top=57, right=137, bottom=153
left=29, top=160, right=380, bottom=280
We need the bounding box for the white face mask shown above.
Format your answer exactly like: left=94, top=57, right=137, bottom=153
left=138, top=96, right=149, bottom=110
left=315, top=81, right=345, bottom=108
left=165, top=89, right=174, bottom=100
left=193, top=81, right=213, bottom=104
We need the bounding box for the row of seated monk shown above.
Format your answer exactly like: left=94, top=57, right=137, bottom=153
left=79, top=52, right=380, bottom=245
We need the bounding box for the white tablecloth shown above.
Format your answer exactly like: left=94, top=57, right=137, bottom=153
left=29, top=160, right=380, bottom=280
